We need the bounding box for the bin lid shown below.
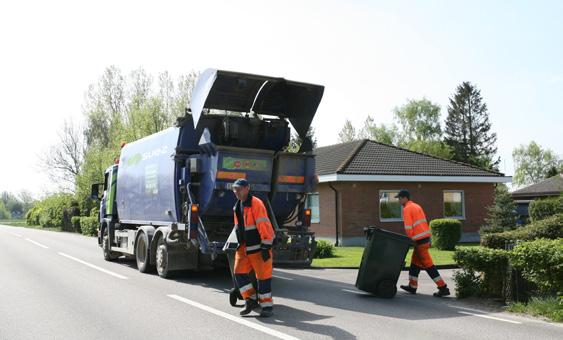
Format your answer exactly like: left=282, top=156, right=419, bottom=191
left=190, top=69, right=324, bottom=139
left=367, top=227, right=413, bottom=245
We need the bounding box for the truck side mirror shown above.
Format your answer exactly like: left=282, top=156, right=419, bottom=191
left=90, top=183, right=103, bottom=200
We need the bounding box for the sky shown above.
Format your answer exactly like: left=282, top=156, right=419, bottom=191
left=1, top=0, right=562, bottom=198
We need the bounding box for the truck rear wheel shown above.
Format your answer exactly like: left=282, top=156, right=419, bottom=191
left=136, top=232, right=154, bottom=273
left=156, top=236, right=172, bottom=278
left=102, top=228, right=120, bottom=261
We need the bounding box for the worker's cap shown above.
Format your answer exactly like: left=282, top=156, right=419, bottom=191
left=394, top=189, right=410, bottom=199
left=232, top=178, right=249, bottom=188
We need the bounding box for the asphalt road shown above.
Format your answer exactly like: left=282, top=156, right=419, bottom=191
left=1, top=224, right=561, bottom=340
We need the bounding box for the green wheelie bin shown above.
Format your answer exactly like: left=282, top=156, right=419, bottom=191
left=355, top=227, right=413, bottom=298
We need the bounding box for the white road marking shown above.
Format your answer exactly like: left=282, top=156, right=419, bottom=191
left=25, top=238, right=49, bottom=249
left=58, top=252, right=128, bottom=280
left=272, top=275, right=293, bottom=281
left=11, top=232, right=22, bottom=237
left=449, top=305, right=496, bottom=314
left=168, top=294, right=301, bottom=340
left=457, top=311, right=522, bottom=324
left=341, top=288, right=369, bottom=295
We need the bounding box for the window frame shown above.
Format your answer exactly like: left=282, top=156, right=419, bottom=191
left=443, top=190, right=466, bottom=220
left=305, top=192, right=320, bottom=224
left=379, top=189, right=404, bottom=222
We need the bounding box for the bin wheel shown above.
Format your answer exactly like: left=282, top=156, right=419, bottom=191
left=376, top=279, right=397, bottom=298
left=229, top=288, right=242, bottom=307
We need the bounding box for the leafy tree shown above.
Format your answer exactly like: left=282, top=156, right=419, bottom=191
left=512, top=141, right=562, bottom=187
left=338, top=119, right=357, bottom=142
left=445, top=82, right=499, bottom=169
left=394, top=98, right=442, bottom=142
left=545, top=166, right=560, bottom=178
left=358, top=115, right=397, bottom=145
left=481, top=184, right=517, bottom=233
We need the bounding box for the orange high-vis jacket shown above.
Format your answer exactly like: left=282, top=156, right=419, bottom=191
left=233, top=195, right=275, bottom=254
left=402, top=201, right=431, bottom=241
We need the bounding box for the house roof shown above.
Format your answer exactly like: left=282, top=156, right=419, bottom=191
left=314, top=139, right=506, bottom=180
left=511, top=174, right=563, bottom=198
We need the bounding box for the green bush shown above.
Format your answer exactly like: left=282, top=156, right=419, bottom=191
left=529, top=196, right=563, bottom=222
left=453, top=269, right=483, bottom=298
left=71, top=216, right=81, bottom=233
left=453, top=247, right=509, bottom=298
left=314, top=240, right=335, bottom=259
left=430, top=219, right=461, bottom=250
left=79, top=216, right=98, bottom=236
left=481, top=213, right=562, bottom=249
left=26, top=194, right=75, bottom=228
left=509, top=238, right=563, bottom=294
left=26, top=204, right=41, bottom=226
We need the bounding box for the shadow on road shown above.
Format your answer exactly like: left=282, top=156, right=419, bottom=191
left=113, top=257, right=465, bottom=335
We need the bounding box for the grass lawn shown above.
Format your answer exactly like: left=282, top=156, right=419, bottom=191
left=0, top=219, right=61, bottom=231
left=312, top=243, right=479, bottom=268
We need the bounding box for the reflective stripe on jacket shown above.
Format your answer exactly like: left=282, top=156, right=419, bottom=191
left=233, top=195, right=275, bottom=254
left=402, top=200, right=431, bottom=241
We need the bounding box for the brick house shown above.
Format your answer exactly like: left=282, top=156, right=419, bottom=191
left=511, top=174, right=563, bottom=219
left=306, top=140, right=511, bottom=246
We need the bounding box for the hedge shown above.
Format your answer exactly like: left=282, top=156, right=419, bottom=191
left=510, top=238, right=563, bottom=294
left=71, top=216, right=81, bottom=233
left=430, top=219, right=461, bottom=250
left=529, top=196, right=563, bottom=222
left=453, top=247, right=509, bottom=298
left=79, top=216, right=98, bottom=236
left=26, top=194, right=76, bottom=228
left=481, top=213, right=562, bottom=249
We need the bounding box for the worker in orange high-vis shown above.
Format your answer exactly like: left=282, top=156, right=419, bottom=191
left=231, top=178, right=275, bottom=317
left=396, top=190, right=450, bottom=297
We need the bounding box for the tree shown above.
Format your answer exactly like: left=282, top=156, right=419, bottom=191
left=394, top=98, right=442, bottom=142
left=40, top=119, right=85, bottom=192
left=445, top=82, right=499, bottom=169
left=0, top=202, right=11, bottom=220
left=338, top=119, right=357, bottom=142
left=358, top=115, right=397, bottom=145
left=512, top=141, right=562, bottom=187
left=481, top=184, right=517, bottom=233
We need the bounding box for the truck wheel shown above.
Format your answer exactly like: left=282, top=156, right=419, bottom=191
left=156, top=236, right=172, bottom=278
left=376, top=279, right=397, bottom=298
left=136, top=232, right=154, bottom=273
left=102, top=228, right=120, bottom=261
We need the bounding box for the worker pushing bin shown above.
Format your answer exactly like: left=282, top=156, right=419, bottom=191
left=355, top=227, right=412, bottom=298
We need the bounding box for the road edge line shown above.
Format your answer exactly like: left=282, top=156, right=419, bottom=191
left=58, top=252, right=128, bottom=280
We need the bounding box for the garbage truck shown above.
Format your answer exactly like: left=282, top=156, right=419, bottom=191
left=91, top=69, right=324, bottom=278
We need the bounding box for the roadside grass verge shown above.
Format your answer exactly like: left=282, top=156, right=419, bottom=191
left=0, top=219, right=62, bottom=232
left=312, top=243, right=479, bottom=268
left=507, top=297, right=562, bottom=322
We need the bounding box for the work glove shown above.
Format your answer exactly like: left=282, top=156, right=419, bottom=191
left=261, top=248, right=271, bottom=262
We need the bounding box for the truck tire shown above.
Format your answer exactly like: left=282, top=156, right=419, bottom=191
left=135, top=231, right=154, bottom=273
left=102, top=228, right=120, bottom=261
left=156, top=236, right=172, bottom=278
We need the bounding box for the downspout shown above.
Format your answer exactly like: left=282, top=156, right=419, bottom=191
left=328, top=182, right=340, bottom=246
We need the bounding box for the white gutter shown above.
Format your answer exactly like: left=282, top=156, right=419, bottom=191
left=318, top=174, right=512, bottom=183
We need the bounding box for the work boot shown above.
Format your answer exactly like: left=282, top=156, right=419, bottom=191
left=433, top=285, right=450, bottom=297
left=400, top=285, right=417, bottom=294
left=239, top=298, right=260, bottom=316
left=260, top=306, right=274, bottom=318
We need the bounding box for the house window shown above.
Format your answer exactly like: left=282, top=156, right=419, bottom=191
left=444, top=190, right=465, bottom=219
left=306, top=193, right=320, bottom=223
left=379, top=190, right=403, bottom=221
